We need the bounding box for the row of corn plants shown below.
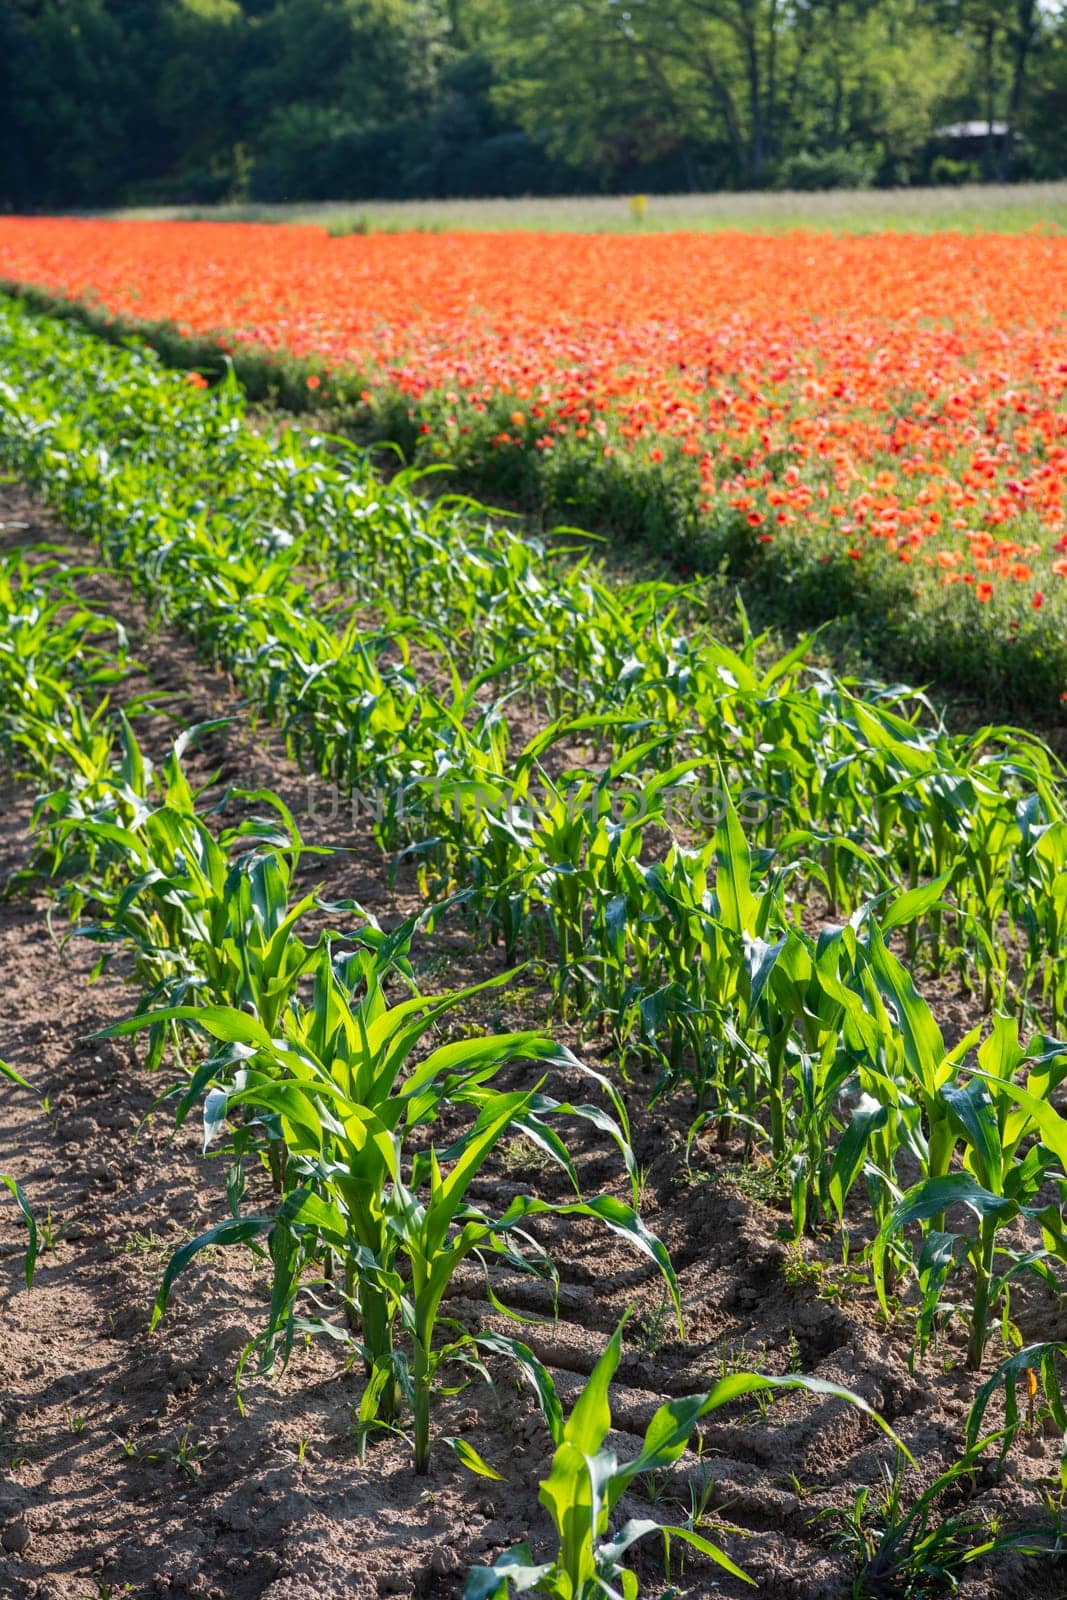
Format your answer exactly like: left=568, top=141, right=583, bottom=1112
left=7, top=527, right=1065, bottom=1600
left=3, top=301, right=1066, bottom=1016
left=0, top=546, right=924, bottom=1597
left=3, top=300, right=1067, bottom=1394
left=5, top=304, right=1067, bottom=1029
left=0, top=547, right=679, bottom=1473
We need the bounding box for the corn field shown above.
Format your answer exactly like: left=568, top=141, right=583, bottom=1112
left=1, top=296, right=1066, bottom=1598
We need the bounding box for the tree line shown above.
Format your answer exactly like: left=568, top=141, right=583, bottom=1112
left=3, top=0, right=1065, bottom=210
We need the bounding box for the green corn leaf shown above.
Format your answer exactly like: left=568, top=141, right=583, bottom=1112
left=744, top=933, right=787, bottom=1013
left=462, top=1549, right=548, bottom=1600
left=0, top=1058, right=35, bottom=1092
left=518, top=1089, right=636, bottom=1200
left=877, top=870, right=953, bottom=933
left=827, top=1094, right=889, bottom=1226
left=275, top=1186, right=348, bottom=1248
left=564, top=1320, right=624, bottom=1455
left=475, top=1332, right=565, bottom=1446
left=940, top=1080, right=1003, bottom=1191
left=865, top=923, right=947, bottom=1097
left=872, top=1173, right=1017, bottom=1317
left=226, top=1080, right=325, bottom=1152
left=713, top=780, right=757, bottom=935
left=96, top=1004, right=274, bottom=1050
left=1, top=1174, right=37, bottom=1288
left=203, top=1086, right=229, bottom=1150
left=512, top=1196, right=681, bottom=1330
left=497, top=1109, right=582, bottom=1196
left=152, top=1217, right=273, bottom=1329
left=424, top=1090, right=539, bottom=1257
left=626, top=1370, right=908, bottom=1481
left=538, top=1438, right=596, bottom=1580
left=446, top=1436, right=505, bottom=1481
left=969, top=1071, right=1067, bottom=1172
left=601, top=1518, right=752, bottom=1585
left=977, top=1013, right=1026, bottom=1084
left=405, top=1029, right=562, bottom=1102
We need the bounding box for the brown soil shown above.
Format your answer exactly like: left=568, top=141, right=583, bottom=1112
left=1, top=486, right=1065, bottom=1600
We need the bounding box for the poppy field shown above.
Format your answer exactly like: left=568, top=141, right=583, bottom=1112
left=0, top=218, right=1065, bottom=718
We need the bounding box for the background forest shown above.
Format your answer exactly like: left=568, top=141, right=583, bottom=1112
left=3, top=0, right=1067, bottom=210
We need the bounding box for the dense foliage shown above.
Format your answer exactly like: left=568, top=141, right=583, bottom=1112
left=2, top=0, right=1067, bottom=208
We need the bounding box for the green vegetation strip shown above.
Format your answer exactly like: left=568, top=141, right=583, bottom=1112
left=109, top=184, right=1067, bottom=237
left=5, top=282, right=1066, bottom=724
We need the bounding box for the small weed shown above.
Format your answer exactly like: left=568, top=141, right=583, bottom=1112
left=113, top=1431, right=153, bottom=1464
left=687, top=1461, right=720, bottom=1528
left=637, top=1468, right=670, bottom=1506
left=635, top=1162, right=652, bottom=1208
left=781, top=1244, right=821, bottom=1290
left=720, top=1162, right=790, bottom=1209
left=123, top=1228, right=207, bottom=1267
left=167, top=1427, right=214, bottom=1478
left=122, top=1230, right=172, bottom=1266
left=816, top=1448, right=995, bottom=1599
left=496, top=1135, right=555, bottom=1180
left=781, top=1245, right=865, bottom=1309
left=633, top=1294, right=676, bottom=1360
left=40, top=1208, right=70, bottom=1254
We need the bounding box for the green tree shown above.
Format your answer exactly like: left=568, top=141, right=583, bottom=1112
left=155, top=0, right=247, bottom=198
left=0, top=0, right=1064, bottom=208
left=480, top=0, right=967, bottom=188
left=0, top=0, right=134, bottom=207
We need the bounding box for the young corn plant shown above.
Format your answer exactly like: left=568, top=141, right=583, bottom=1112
left=818, top=909, right=977, bottom=1246
left=817, top=1441, right=1024, bottom=1600
left=28, top=723, right=327, bottom=1071
left=0, top=1054, right=38, bottom=1292
left=1, top=1062, right=38, bottom=1286
left=110, top=949, right=676, bottom=1474
left=1014, top=803, right=1067, bottom=1028
left=1, top=1172, right=38, bottom=1290
left=615, top=785, right=791, bottom=1123
left=873, top=1016, right=1067, bottom=1371
left=717, top=879, right=945, bottom=1238
left=745, top=923, right=860, bottom=1229
left=525, top=741, right=707, bottom=1024
left=464, top=1317, right=903, bottom=1598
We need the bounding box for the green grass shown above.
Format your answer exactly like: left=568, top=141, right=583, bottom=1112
left=99, top=181, right=1067, bottom=235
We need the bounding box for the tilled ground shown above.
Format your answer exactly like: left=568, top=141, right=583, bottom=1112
left=0, top=486, right=1065, bottom=1600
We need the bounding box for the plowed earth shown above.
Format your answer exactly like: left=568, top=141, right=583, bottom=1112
left=0, top=487, right=1064, bottom=1600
